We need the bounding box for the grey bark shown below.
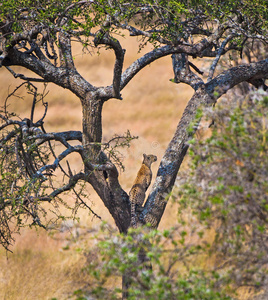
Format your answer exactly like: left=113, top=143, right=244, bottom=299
left=142, top=58, right=268, bottom=228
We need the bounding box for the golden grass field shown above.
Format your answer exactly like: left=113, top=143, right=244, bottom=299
left=0, top=37, right=254, bottom=300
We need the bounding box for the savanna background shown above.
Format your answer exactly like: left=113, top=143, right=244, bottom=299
left=0, top=36, right=196, bottom=299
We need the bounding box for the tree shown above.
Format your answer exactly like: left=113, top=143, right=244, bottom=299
left=0, top=0, right=268, bottom=297
left=83, top=91, right=267, bottom=299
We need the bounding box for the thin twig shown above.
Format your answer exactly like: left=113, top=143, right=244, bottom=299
left=29, top=84, right=37, bottom=122
left=35, top=145, right=83, bottom=178
left=73, top=188, right=102, bottom=220
left=5, top=66, right=46, bottom=82
left=49, top=172, right=86, bottom=198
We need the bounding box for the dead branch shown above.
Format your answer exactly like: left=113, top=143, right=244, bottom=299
left=207, top=34, right=234, bottom=81
left=49, top=172, right=86, bottom=198
left=34, top=145, right=83, bottom=179
left=5, top=66, right=46, bottom=82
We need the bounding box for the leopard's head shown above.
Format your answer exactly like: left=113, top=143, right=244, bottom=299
left=143, top=153, right=157, bottom=166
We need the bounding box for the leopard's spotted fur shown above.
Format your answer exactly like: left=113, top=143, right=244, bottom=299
left=129, top=154, right=157, bottom=228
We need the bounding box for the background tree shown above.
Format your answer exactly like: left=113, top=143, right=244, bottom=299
left=0, top=0, right=268, bottom=297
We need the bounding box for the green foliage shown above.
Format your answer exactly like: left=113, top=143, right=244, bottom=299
left=1, top=0, right=267, bottom=50
left=1, top=0, right=95, bottom=45
left=83, top=225, right=232, bottom=300
left=0, top=111, right=50, bottom=249
left=178, top=90, right=268, bottom=289
left=0, top=84, right=72, bottom=250
left=101, top=130, right=138, bottom=171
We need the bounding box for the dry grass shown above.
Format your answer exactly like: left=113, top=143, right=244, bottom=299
left=0, top=229, right=92, bottom=300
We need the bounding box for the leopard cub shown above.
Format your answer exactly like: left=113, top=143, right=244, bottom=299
left=129, top=154, right=157, bottom=228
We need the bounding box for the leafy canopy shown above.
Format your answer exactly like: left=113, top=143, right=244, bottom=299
left=1, top=0, right=268, bottom=48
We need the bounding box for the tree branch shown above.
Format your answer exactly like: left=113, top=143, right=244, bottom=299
left=49, top=172, right=86, bottom=198
left=0, top=116, right=25, bottom=131
left=27, top=131, right=82, bottom=148
left=9, top=25, right=43, bottom=47
left=207, top=34, right=234, bottom=81
left=5, top=66, right=46, bottom=82
left=171, top=53, right=203, bottom=90
left=5, top=48, right=93, bottom=99
left=120, top=44, right=196, bottom=91
left=58, top=30, right=76, bottom=70
left=206, top=58, right=268, bottom=98
left=142, top=58, right=268, bottom=228
left=94, top=31, right=125, bottom=99
left=35, top=145, right=83, bottom=179
left=119, top=24, right=228, bottom=92
left=119, top=23, right=171, bottom=45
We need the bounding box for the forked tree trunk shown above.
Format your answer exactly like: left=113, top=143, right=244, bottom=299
left=81, top=93, right=131, bottom=233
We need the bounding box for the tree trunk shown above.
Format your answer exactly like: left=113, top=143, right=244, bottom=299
left=82, top=94, right=104, bottom=163
left=80, top=93, right=131, bottom=233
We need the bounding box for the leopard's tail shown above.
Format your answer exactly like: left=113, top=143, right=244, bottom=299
left=130, top=199, right=137, bottom=228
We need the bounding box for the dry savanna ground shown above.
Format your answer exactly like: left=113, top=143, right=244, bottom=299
left=0, top=37, right=252, bottom=300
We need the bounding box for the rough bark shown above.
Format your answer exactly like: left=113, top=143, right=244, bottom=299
left=82, top=94, right=104, bottom=161
left=141, top=58, right=268, bottom=229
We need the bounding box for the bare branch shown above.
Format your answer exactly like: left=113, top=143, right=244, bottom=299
left=188, top=61, right=204, bottom=75
left=27, top=131, right=82, bottom=148
left=207, top=34, right=234, bottom=81
left=2, top=82, right=27, bottom=116
left=49, top=172, right=86, bottom=198
left=5, top=66, right=47, bottom=82
left=94, top=31, right=125, bottom=99
left=171, top=53, right=203, bottom=90
left=35, top=101, right=48, bottom=126
left=29, top=84, right=38, bottom=122
left=35, top=145, right=83, bottom=179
